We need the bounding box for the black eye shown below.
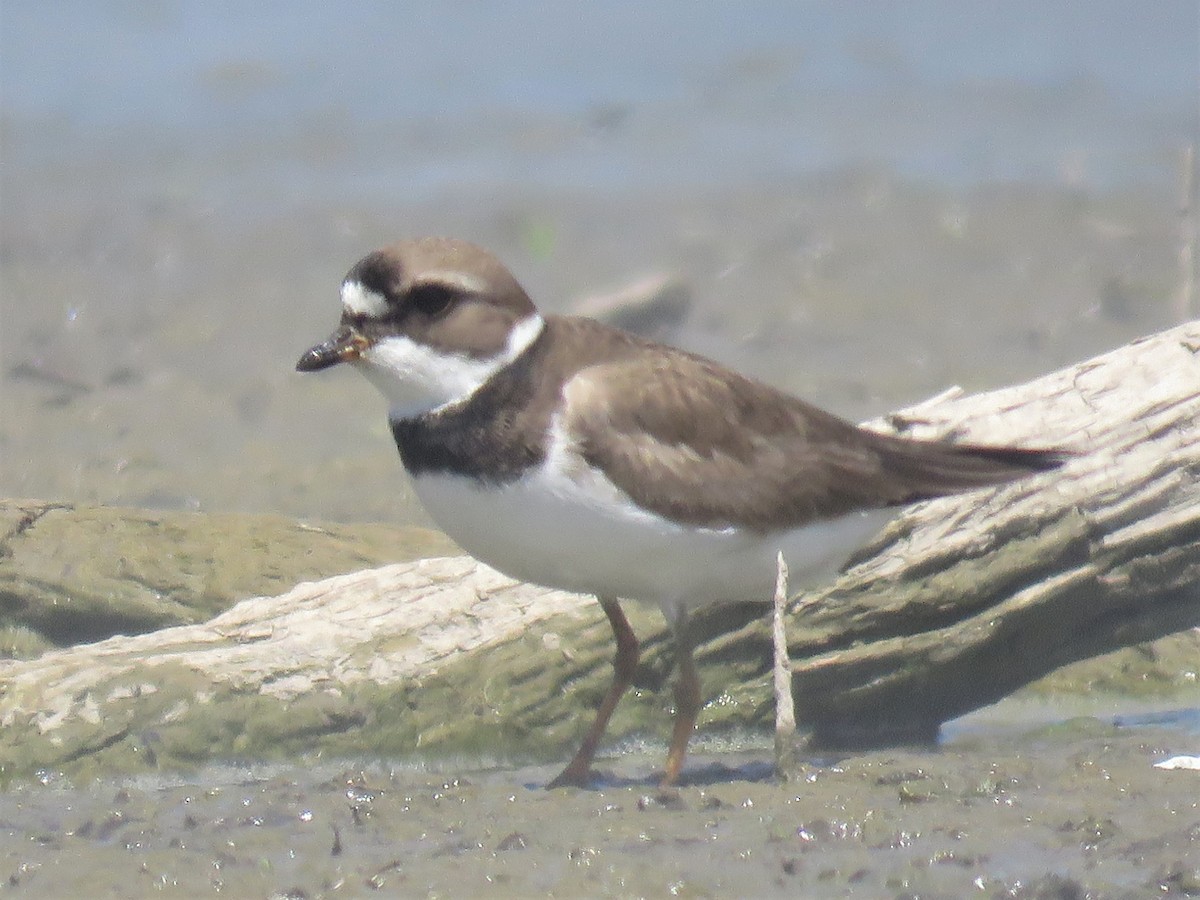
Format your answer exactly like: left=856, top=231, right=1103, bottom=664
left=407, top=283, right=456, bottom=318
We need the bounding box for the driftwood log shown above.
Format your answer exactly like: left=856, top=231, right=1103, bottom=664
left=1, top=321, right=1196, bottom=780
left=689, top=317, right=1200, bottom=747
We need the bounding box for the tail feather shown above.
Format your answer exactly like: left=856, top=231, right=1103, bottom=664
left=877, top=439, right=1068, bottom=502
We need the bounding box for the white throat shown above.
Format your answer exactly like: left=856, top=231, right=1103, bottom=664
left=354, top=314, right=545, bottom=421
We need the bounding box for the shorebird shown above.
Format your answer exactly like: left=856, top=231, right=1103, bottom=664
left=297, top=237, right=1062, bottom=787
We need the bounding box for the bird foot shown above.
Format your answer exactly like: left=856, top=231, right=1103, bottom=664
left=546, top=763, right=593, bottom=789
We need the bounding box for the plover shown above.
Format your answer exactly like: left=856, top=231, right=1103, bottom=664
left=297, top=237, right=1062, bottom=787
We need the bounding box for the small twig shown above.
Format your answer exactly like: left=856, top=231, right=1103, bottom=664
left=772, top=551, right=799, bottom=782
left=1176, top=143, right=1197, bottom=323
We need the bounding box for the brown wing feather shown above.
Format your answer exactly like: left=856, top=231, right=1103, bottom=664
left=562, top=344, right=1062, bottom=533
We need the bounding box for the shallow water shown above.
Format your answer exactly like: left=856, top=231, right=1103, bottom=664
left=2, top=3, right=1194, bottom=522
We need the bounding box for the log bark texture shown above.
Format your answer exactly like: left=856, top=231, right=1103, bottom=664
left=1, top=322, right=1196, bottom=781
left=770, top=319, right=1200, bottom=746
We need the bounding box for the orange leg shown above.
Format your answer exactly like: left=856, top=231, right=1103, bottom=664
left=547, top=596, right=639, bottom=789
left=661, top=614, right=700, bottom=788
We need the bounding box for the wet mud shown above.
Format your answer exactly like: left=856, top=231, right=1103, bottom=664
left=1, top=720, right=1197, bottom=898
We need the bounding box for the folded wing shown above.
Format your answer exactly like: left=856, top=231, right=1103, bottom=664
left=563, top=350, right=1063, bottom=533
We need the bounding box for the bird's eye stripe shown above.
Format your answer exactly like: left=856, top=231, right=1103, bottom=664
left=407, top=283, right=456, bottom=318
left=415, top=271, right=488, bottom=294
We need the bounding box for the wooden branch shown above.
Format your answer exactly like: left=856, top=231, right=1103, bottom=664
left=763, top=319, right=1200, bottom=746
left=2, top=322, right=1196, bottom=779
left=771, top=552, right=798, bottom=781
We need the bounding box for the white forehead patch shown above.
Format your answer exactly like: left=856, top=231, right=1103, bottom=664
left=341, top=280, right=389, bottom=319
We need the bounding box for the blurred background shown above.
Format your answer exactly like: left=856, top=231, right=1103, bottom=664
left=1, top=1, right=1196, bottom=524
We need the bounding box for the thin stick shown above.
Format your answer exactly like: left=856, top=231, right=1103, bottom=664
left=1176, top=143, right=1196, bottom=323
left=772, top=551, right=799, bottom=782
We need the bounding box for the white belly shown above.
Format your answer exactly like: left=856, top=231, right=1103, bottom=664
left=409, top=456, right=894, bottom=622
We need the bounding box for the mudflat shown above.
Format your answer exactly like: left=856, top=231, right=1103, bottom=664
left=1, top=719, right=1197, bottom=898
